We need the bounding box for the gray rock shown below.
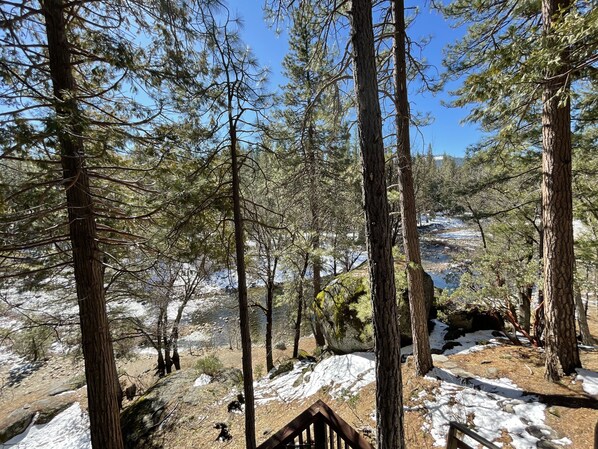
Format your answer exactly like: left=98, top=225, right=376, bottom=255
left=442, top=361, right=459, bottom=370
left=526, top=425, right=555, bottom=440
left=269, top=361, right=295, bottom=380
left=314, top=264, right=434, bottom=354
left=48, top=385, right=74, bottom=396
left=34, top=398, right=75, bottom=424
left=0, top=409, right=34, bottom=444
left=450, top=368, right=475, bottom=379
left=0, top=396, right=75, bottom=443
left=537, top=440, right=561, bottom=449
left=485, top=368, right=499, bottom=378
left=432, top=354, right=449, bottom=363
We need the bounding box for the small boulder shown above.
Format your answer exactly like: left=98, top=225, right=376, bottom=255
left=214, top=422, right=232, bottom=441
left=269, top=361, right=294, bottom=380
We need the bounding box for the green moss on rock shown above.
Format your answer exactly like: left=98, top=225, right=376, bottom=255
left=314, top=261, right=434, bottom=354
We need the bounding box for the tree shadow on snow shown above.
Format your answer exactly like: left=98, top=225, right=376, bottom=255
left=429, top=368, right=598, bottom=410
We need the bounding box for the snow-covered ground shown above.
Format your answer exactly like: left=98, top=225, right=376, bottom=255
left=254, top=322, right=501, bottom=407
left=423, top=369, right=570, bottom=448
left=401, top=319, right=500, bottom=357
left=575, top=368, right=598, bottom=397
left=0, top=403, right=91, bottom=449
left=254, top=352, right=375, bottom=404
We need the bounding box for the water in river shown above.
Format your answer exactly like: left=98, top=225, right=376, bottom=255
left=185, top=223, right=476, bottom=350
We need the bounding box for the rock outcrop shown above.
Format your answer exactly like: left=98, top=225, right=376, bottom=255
left=121, top=368, right=242, bottom=448
left=314, top=262, right=434, bottom=354
left=0, top=394, right=77, bottom=444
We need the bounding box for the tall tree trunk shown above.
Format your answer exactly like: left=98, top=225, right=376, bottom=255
left=171, top=327, right=181, bottom=371
left=265, top=256, right=278, bottom=373
left=293, top=255, right=310, bottom=359
left=265, top=281, right=274, bottom=372
left=575, top=282, right=594, bottom=345
left=308, top=122, right=326, bottom=348
left=230, top=122, right=256, bottom=449
left=350, top=1, right=405, bottom=448
left=42, top=2, right=124, bottom=448
left=518, top=286, right=532, bottom=334
left=162, top=308, right=173, bottom=374
left=392, top=0, right=433, bottom=376
left=163, top=335, right=172, bottom=374
left=156, top=308, right=166, bottom=377
left=541, top=0, right=580, bottom=380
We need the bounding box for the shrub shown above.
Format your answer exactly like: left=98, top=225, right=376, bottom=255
left=195, top=355, right=224, bottom=376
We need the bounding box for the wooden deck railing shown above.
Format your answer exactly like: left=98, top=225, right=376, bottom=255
left=257, top=400, right=374, bottom=449
left=446, top=421, right=501, bottom=449
left=258, top=400, right=503, bottom=449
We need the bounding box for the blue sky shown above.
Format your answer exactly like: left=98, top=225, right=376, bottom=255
left=227, top=0, right=481, bottom=157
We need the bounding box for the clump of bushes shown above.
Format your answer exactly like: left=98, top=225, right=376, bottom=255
left=195, top=355, right=224, bottom=376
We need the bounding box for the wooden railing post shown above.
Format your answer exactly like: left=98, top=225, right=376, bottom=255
left=314, top=419, right=326, bottom=449
left=446, top=424, right=459, bottom=449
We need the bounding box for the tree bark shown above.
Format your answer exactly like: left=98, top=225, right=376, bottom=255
left=230, top=119, right=256, bottom=449
left=42, top=1, right=124, bottom=447
left=171, top=326, right=181, bottom=371
left=350, top=1, right=405, bottom=448
left=265, top=256, right=278, bottom=373
left=575, top=282, right=594, bottom=345
left=518, top=286, right=532, bottom=334
left=541, top=0, right=581, bottom=380
left=156, top=308, right=166, bottom=377
left=392, top=0, right=433, bottom=377
left=293, top=255, right=309, bottom=359
left=308, top=121, right=326, bottom=348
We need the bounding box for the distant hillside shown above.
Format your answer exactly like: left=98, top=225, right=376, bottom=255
left=433, top=154, right=465, bottom=167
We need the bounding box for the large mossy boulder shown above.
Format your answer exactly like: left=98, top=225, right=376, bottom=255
left=314, top=262, right=434, bottom=354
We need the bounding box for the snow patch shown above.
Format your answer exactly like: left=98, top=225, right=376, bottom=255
left=401, top=320, right=499, bottom=357
left=255, top=353, right=375, bottom=404
left=0, top=403, right=91, bottom=449
left=193, top=374, right=212, bottom=387
left=575, top=368, right=598, bottom=397
left=423, top=368, right=567, bottom=448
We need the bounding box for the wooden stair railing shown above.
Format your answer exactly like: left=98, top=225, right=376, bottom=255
left=446, top=422, right=501, bottom=449
left=257, top=400, right=374, bottom=449
left=257, top=401, right=502, bottom=449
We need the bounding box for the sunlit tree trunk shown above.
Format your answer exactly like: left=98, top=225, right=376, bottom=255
left=42, top=1, right=123, bottom=447
left=541, top=0, right=580, bottom=380
left=392, top=0, right=433, bottom=376
left=350, top=1, right=405, bottom=447
left=229, top=117, right=256, bottom=449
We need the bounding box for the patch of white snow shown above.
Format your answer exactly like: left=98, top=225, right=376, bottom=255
left=255, top=353, right=375, bottom=404
left=0, top=403, right=90, bottom=449
left=193, top=374, right=212, bottom=387
left=423, top=368, right=568, bottom=449
left=575, top=368, right=598, bottom=397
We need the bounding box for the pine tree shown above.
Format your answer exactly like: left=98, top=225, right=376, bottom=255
left=351, top=0, right=405, bottom=447
left=391, top=0, right=433, bottom=376
left=276, top=2, right=353, bottom=347
left=441, top=0, right=596, bottom=379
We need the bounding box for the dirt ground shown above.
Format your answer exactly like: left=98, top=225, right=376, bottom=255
left=1, top=313, right=597, bottom=449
